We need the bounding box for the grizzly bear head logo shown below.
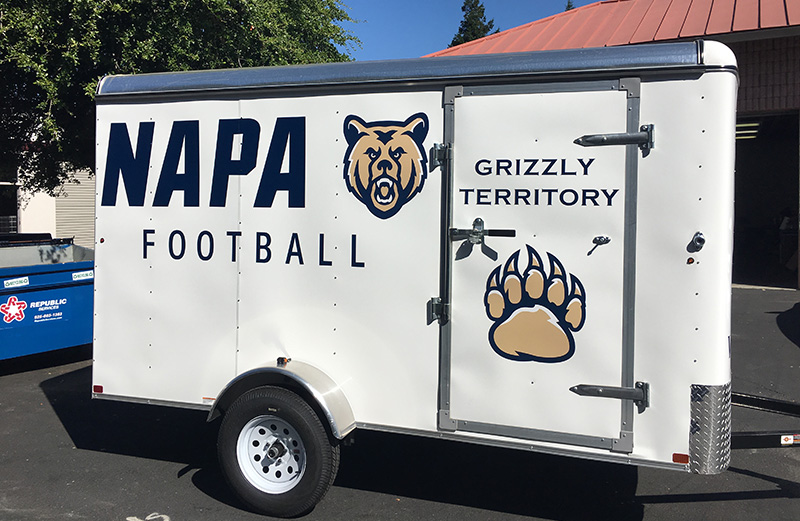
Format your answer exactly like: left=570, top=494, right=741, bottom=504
left=343, top=113, right=429, bottom=219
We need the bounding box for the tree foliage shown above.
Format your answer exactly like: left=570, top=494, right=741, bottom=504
left=0, top=0, right=358, bottom=194
left=565, top=1, right=575, bottom=11
left=449, top=0, right=496, bottom=48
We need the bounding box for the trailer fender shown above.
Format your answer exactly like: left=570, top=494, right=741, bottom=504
left=208, top=360, right=356, bottom=440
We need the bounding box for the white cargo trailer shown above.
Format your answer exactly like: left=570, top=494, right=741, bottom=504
left=93, top=40, right=737, bottom=517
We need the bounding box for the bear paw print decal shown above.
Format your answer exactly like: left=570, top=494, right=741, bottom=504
left=484, top=246, right=586, bottom=363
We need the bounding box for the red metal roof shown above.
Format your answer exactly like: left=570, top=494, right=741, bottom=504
left=427, top=0, right=800, bottom=57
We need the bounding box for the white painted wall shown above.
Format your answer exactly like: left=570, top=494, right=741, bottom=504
left=18, top=190, right=56, bottom=236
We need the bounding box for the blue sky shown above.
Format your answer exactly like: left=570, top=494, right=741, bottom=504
left=339, top=0, right=597, bottom=61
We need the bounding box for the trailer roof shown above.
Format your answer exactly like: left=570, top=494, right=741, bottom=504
left=96, top=41, right=722, bottom=98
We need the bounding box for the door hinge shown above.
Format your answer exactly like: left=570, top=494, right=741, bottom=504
left=573, top=124, right=654, bottom=153
left=570, top=381, right=650, bottom=413
left=429, top=142, right=451, bottom=171
left=427, top=297, right=445, bottom=325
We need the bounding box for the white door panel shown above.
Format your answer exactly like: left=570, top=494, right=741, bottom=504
left=447, top=86, right=633, bottom=444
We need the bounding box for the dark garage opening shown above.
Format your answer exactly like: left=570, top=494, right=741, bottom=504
left=733, top=113, right=799, bottom=288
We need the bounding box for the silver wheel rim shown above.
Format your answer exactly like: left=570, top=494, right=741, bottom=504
left=236, top=414, right=307, bottom=494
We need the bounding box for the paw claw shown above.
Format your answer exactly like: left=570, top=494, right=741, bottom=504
left=526, top=245, right=543, bottom=268
left=523, top=246, right=545, bottom=299
left=486, top=266, right=501, bottom=290
left=546, top=253, right=567, bottom=306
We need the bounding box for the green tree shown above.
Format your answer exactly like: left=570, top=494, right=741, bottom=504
left=449, top=0, right=496, bottom=48
left=0, top=0, right=359, bottom=194
left=565, top=1, right=575, bottom=10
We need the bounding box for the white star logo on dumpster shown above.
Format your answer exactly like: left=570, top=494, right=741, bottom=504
left=1, top=296, right=27, bottom=323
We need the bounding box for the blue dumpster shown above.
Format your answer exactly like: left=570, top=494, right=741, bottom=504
left=0, top=236, right=93, bottom=360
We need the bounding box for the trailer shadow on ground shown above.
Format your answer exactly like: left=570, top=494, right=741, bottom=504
left=0, top=344, right=92, bottom=377
left=38, top=362, right=647, bottom=519
left=36, top=360, right=800, bottom=521
left=331, top=430, right=643, bottom=520
left=38, top=363, right=241, bottom=507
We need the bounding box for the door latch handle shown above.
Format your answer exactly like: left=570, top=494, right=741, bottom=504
left=570, top=382, right=650, bottom=413
left=687, top=232, right=705, bottom=253
left=451, top=218, right=515, bottom=261
left=587, top=235, right=611, bottom=256
left=574, top=124, right=655, bottom=153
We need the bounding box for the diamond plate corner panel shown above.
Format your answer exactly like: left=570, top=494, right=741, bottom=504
left=689, top=382, right=731, bottom=474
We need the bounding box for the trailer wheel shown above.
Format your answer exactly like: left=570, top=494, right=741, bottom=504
left=218, top=386, right=339, bottom=518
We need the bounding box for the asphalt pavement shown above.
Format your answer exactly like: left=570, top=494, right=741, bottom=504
left=1, top=286, right=799, bottom=520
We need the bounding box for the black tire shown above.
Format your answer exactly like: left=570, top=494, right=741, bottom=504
left=217, top=386, right=339, bottom=517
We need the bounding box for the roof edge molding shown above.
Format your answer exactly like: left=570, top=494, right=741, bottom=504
left=96, top=41, right=719, bottom=98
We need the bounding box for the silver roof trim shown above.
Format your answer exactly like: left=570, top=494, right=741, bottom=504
left=96, top=41, right=710, bottom=98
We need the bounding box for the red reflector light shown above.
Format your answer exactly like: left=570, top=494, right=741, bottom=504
left=673, top=453, right=690, bottom=464
left=93, top=385, right=104, bottom=394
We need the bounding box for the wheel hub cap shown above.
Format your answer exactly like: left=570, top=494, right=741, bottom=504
left=237, top=415, right=307, bottom=494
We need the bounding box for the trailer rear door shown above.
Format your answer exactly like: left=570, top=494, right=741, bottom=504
left=441, top=79, right=647, bottom=453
